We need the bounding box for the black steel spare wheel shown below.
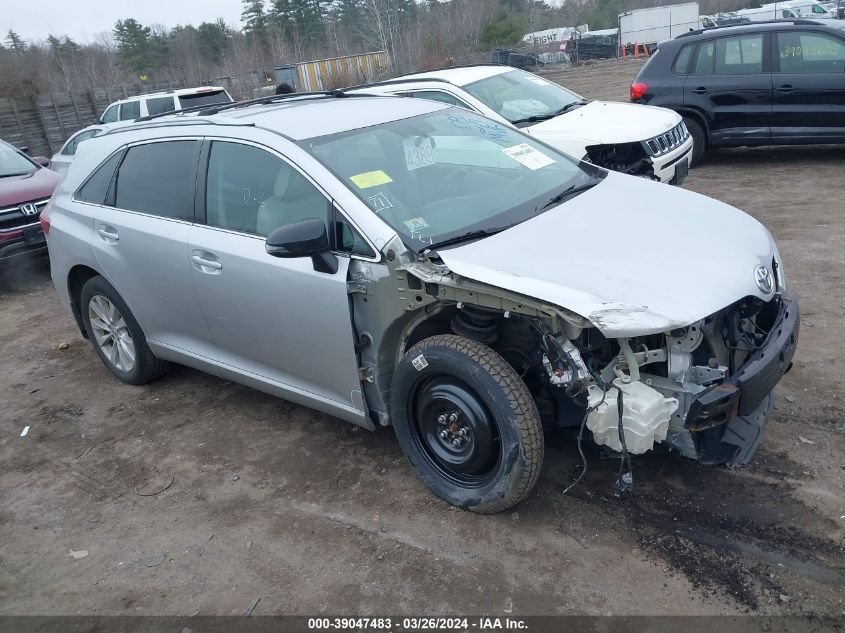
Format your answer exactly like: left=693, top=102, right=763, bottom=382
left=391, top=335, right=544, bottom=513
left=413, top=376, right=501, bottom=486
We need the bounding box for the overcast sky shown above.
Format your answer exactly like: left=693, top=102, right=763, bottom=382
left=4, top=0, right=247, bottom=44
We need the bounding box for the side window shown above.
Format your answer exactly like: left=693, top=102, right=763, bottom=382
left=334, top=211, right=375, bottom=258
left=205, top=141, right=329, bottom=237
left=145, top=96, right=175, bottom=115
left=101, top=105, right=119, bottom=123
left=118, top=100, right=140, bottom=121
left=63, top=130, right=97, bottom=156
left=778, top=31, right=845, bottom=73
left=114, top=141, right=199, bottom=220
left=76, top=151, right=122, bottom=205
left=715, top=35, right=763, bottom=75
left=673, top=44, right=694, bottom=74
left=811, top=4, right=827, bottom=13
left=693, top=41, right=715, bottom=75
left=409, top=90, right=471, bottom=109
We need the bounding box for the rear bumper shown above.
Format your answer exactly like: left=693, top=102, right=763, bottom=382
left=687, top=291, right=799, bottom=466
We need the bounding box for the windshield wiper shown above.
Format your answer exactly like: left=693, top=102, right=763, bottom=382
left=0, top=171, right=33, bottom=178
left=511, top=101, right=587, bottom=125
left=539, top=178, right=602, bottom=211
left=426, top=226, right=510, bottom=251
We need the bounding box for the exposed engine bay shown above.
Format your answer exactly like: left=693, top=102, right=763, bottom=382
left=348, top=241, right=799, bottom=474
left=585, top=142, right=653, bottom=178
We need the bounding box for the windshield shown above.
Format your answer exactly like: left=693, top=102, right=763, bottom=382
left=303, top=109, right=601, bottom=251
left=0, top=141, right=37, bottom=177
left=463, top=69, right=585, bottom=125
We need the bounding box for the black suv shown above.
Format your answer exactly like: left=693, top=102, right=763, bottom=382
left=630, top=20, right=845, bottom=163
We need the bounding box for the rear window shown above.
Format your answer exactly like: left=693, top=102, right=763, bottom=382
left=178, top=90, right=231, bottom=109
left=114, top=141, right=199, bottom=220
left=76, top=152, right=122, bottom=205
left=673, top=44, right=694, bottom=74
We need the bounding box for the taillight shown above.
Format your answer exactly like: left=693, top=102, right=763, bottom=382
left=39, top=212, right=50, bottom=236
left=630, top=82, right=648, bottom=101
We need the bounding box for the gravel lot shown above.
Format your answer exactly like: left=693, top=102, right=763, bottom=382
left=1, top=59, right=843, bottom=617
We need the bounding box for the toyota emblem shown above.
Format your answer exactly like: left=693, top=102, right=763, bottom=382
left=20, top=203, right=38, bottom=216
left=754, top=265, right=774, bottom=294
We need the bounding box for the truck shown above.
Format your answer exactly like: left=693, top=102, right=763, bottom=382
left=618, top=3, right=700, bottom=48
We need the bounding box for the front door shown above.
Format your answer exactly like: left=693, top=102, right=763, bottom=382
left=187, top=139, right=365, bottom=418
left=685, top=33, right=772, bottom=146
left=771, top=29, right=845, bottom=142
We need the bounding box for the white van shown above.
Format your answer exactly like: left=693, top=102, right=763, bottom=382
left=734, top=1, right=835, bottom=21
left=99, top=86, right=233, bottom=124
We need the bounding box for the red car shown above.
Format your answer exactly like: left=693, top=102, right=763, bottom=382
left=0, top=139, right=60, bottom=262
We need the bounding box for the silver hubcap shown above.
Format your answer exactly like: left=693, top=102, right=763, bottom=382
left=88, top=295, right=136, bottom=372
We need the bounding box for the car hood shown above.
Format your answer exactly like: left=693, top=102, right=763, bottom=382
left=0, top=167, right=60, bottom=207
left=436, top=172, right=778, bottom=337
left=525, top=101, right=681, bottom=148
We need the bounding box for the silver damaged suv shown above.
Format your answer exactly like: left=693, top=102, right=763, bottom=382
left=44, top=93, right=798, bottom=513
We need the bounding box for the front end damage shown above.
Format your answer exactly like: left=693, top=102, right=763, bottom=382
left=350, top=244, right=798, bottom=469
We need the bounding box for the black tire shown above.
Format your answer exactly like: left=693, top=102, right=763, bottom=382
left=684, top=116, right=707, bottom=166
left=79, top=275, right=169, bottom=385
left=390, top=335, right=544, bottom=513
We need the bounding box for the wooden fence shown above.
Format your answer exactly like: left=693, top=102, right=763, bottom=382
left=0, top=81, right=183, bottom=158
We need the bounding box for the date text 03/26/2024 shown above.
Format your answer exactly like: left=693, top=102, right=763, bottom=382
left=307, top=617, right=528, bottom=631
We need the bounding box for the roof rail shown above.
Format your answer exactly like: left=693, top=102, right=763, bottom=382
left=677, top=18, right=822, bottom=38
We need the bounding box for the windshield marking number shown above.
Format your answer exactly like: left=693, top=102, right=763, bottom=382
left=403, top=137, right=435, bottom=171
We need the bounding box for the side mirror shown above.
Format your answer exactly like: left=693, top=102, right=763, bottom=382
left=33, top=156, right=51, bottom=168
left=265, top=218, right=338, bottom=274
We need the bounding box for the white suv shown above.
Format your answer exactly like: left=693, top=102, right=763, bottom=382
left=99, top=86, right=233, bottom=123
left=352, top=65, right=694, bottom=185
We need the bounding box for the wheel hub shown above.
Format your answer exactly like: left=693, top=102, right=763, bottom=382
left=412, top=377, right=501, bottom=485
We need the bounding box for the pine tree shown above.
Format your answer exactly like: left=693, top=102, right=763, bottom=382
left=114, top=19, right=154, bottom=75
left=242, top=0, right=269, bottom=44
left=5, top=30, right=27, bottom=54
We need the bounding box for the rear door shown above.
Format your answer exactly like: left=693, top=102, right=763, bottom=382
left=90, top=139, right=216, bottom=359
left=770, top=29, right=845, bottom=142
left=685, top=32, right=772, bottom=145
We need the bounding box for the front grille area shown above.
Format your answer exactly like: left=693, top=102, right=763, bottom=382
left=0, top=198, right=49, bottom=233
left=643, top=122, right=689, bottom=157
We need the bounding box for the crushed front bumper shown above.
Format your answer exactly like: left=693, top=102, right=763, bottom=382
left=687, top=291, right=799, bottom=466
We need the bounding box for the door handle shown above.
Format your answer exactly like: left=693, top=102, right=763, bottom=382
left=691, top=87, right=707, bottom=95
left=778, top=84, right=795, bottom=92
left=191, top=253, right=223, bottom=270
left=97, top=226, right=119, bottom=242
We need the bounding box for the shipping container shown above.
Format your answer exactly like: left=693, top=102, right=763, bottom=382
left=275, top=51, right=389, bottom=93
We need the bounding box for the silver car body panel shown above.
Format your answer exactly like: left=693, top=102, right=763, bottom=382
left=436, top=171, right=778, bottom=337
left=46, top=96, right=792, bottom=460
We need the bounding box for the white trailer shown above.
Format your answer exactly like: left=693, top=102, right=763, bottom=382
left=618, top=3, right=700, bottom=48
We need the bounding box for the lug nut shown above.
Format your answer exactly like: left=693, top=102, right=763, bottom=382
left=451, top=438, right=462, bottom=447
left=459, top=427, right=468, bottom=437
left=437, top=414, right=447, bottom=425
left=439, top=429, right=449, bottom=440
left=448, top=412, right=459, bottom=423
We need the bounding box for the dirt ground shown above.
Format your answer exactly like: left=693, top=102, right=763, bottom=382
left=1, top=59, right=843, bottom=618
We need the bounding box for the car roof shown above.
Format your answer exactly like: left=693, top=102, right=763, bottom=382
left=673, top=19, right=831, bottom=42
left=101, top=94, right=450, bottom=142
left=391, top=65, right=513, bottom=87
